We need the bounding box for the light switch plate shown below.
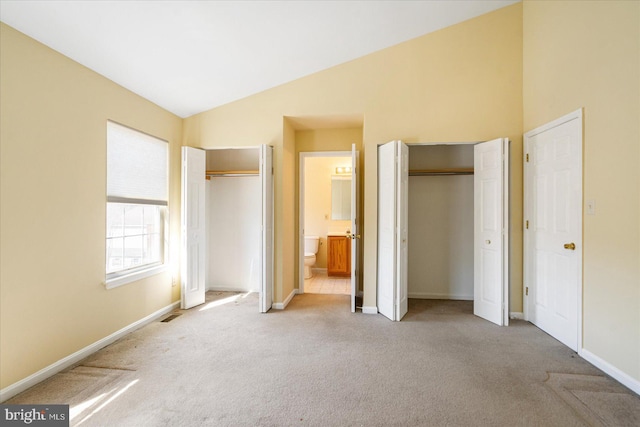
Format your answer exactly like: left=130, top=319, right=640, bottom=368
left=586, top=199, right=596, bottom=215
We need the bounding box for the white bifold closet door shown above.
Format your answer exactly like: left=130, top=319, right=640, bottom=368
left=181, top=146, right=206, bottom=309
left=377, top=140, right=408, bottom=321
left=474, top=138, right=510, bottom=326
left=377, top=139, right=508, bottom=325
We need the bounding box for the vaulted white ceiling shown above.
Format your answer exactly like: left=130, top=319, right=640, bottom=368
left=0, top=1, right=518, bottom=118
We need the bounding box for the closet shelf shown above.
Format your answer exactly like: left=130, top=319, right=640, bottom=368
left=205, top=170, right=259, bottom=178
left=409, top=168, right=474, bottom=176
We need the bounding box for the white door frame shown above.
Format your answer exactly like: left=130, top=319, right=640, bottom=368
left=298, top=151, right=355, bottom=298
left=523, top=108, right=583, bottom=351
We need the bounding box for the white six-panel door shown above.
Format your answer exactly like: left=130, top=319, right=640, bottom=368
left=524, top=111, right=582, bottom=351
left=377, top=140, right=408, bottom=321
left=260, top=145, right=274, bottom=313
left=181, top=147, right=206, bottom=309
left=473, top=138, right=510, bottom=326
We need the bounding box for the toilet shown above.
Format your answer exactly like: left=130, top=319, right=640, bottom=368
left=303, top=235, right=320, bottom=279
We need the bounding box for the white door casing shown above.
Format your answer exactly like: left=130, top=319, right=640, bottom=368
left=181, top=147, right=206, bottom=309
left=377, top=140, right=408, bottom=321
left=350, top=144, right=360, bottom=313
left=473, top=138, right=510, bottom=326
left=260, top=144, right=274, bottom=313
left=524, top=110, right=582, bottom=351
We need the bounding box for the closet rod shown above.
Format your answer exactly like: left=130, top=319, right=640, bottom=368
left=409, top=168, right=474, bottom=176
left=205, top=169, right=259, bottom=178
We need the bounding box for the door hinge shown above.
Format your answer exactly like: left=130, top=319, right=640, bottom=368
left=526, top=287, right=529, bottom=296
left=526, top=153, right=530, bottom=162
left=526, top=220, right=529, bottom=229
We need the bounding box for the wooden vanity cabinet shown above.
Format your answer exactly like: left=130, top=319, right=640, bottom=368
left=327, top=235, right=351, bottom=277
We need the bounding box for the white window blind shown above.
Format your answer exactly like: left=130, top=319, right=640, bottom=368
left=107, top=121, right=168, bottom=205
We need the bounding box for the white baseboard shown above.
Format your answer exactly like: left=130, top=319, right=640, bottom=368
left=362, top=306, right=378, bottom=315
left=311, top=267, right=327, bottom=274
left=579, top=348, right=640, bottom=396
left=510, top=312, right=524, bottom=320
left=272, top=289, right=297, bottom=310
left=0, top=301, right=180, bottom=403
left=408, top=292, right=473, bottom=301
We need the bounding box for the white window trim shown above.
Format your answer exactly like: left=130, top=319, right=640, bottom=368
left=104, top=263, right=168, bottom=290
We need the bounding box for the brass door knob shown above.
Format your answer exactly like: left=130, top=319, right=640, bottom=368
left=564, top=243, right=576, bottom=250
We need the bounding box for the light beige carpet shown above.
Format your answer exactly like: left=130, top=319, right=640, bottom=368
left=545, top=372, right=640, bottom=426
left=7, top=292, right=640, bottom=426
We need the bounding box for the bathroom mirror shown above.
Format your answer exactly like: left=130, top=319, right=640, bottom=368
left=331, top=176, right=351, bottom=220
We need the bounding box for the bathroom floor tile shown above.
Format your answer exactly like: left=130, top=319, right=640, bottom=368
left=304, top=271, right=350, bottom=295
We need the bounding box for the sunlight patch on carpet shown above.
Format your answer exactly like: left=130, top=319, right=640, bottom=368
left=199, top=292, right=251, bottom=311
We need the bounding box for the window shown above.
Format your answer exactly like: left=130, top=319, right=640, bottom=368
left=106, top=121, right=168, bottom=287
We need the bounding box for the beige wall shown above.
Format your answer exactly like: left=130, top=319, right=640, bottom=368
left=0, top=23, right=183, bottom=389
left=183, top=3, right=524, bottom=311
left=523, top=0, right=640, bottom=383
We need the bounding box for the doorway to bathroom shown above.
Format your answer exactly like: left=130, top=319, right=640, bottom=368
left=299, top=148, right=360, bottom=312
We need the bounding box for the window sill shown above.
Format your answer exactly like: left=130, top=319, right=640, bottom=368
left=104, top=265, right=167, bottom=290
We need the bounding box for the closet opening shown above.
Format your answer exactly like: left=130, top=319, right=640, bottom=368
left=377, top=139, right=509, bottom=324
left=205, top=148, right=262, bottom=300
left=408, top=144, right=475, bottom=302
left=181, top=145, right=273, bottom=312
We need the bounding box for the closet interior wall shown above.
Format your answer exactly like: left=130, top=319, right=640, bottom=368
left=205, top=148, right=261, bottom=292
left=408, top=144, right=475, bottom=300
